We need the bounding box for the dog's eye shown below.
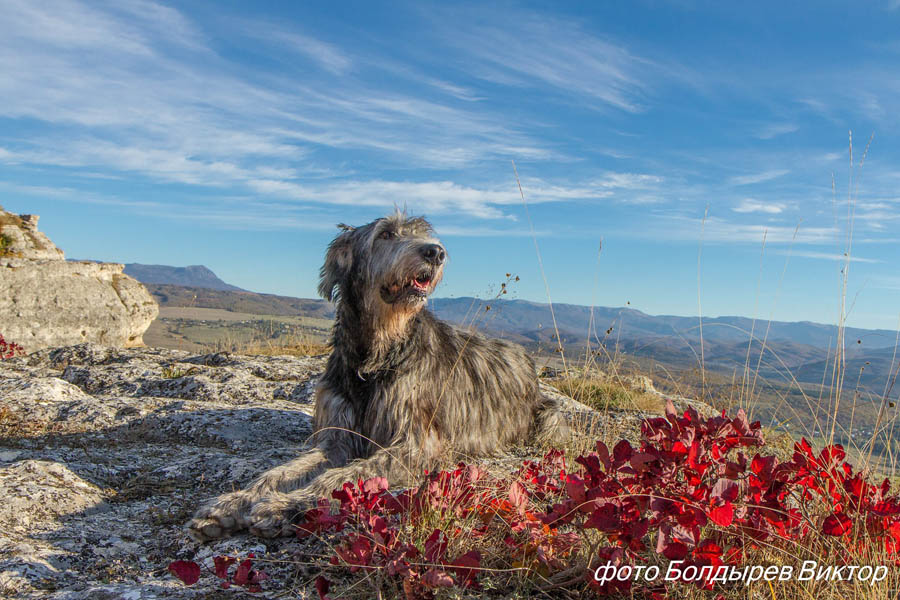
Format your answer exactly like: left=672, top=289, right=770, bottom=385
left=378, top=230, right=396, bottom=241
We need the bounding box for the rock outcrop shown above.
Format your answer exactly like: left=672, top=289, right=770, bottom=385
left=0, top=207, right=158, bottom=352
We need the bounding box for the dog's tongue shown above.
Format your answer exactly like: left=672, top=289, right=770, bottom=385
left=411, top=277, right=429, bottom=290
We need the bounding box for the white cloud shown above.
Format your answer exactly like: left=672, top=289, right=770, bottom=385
left=733, top=199, right=786, bottom=214
left=729, top=169, right=790, bottom=186
left=0, top=0, right=562, bottom=196
left=432, top=9, right=651, bottom=112
left=654, top=216, right=836, bottom=244
left=755, top=123, right=798, bottom=139
left=779, top=250, right=882, bottom=264
left=241, top=25, right=352, bottom=74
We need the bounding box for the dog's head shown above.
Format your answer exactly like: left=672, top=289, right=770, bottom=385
left=318, top=212, right=446, bottom=317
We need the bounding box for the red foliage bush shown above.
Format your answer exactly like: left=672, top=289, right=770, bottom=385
left=0, top=334, right=24, bottom=359
left=170, top=399, right=900, bottom=597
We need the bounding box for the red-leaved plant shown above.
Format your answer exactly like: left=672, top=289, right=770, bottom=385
left=0, top=334, right=24, bottom=359
left=170, top=400, right=900, bottom=597
left=169, top=554, right=267, bottom=592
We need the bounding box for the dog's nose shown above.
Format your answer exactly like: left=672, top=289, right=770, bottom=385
left=421, top=244, right=446, bottom=265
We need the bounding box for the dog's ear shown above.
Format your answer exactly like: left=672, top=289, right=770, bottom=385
left=318, top=226, right=355, bottom=301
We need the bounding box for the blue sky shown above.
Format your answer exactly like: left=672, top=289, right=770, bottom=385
left=2, top=1, right=900, bottom=330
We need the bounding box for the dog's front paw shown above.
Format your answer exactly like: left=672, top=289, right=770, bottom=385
left=187, top=491, right=252, bottom=542
left=247, top=492, right=316, bottom=538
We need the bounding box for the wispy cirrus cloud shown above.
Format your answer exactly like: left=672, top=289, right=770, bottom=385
left=729, top=169, right=790, bottom=186
left=0, top=0, right=683, bottom=230
left=779, top=250, right=882, bottom=264
left=428, top=8, right=654, bottom=112
left=243, top=26, right=353, bottom=74
left=755, top=123, right=799, bottom=139
left=0, top=0, right=564, bottom=199
left=732, top=199, right=786, bottom=214
left=651, top=215, right=834, bottom=244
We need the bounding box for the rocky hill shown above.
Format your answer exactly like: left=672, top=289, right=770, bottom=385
left=124, top=264, right=245, bottom=291
left=147, top=284, right=334, bottom=319
left=429, top=297, right=899, bottom=350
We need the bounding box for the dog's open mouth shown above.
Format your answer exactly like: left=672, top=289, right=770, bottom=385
left=382, top=270, right=435, bottom=303
left=411, top=272, right=432, bottom=292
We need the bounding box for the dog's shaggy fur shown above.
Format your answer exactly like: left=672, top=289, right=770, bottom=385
left=188, top=212, right=567, bottom=540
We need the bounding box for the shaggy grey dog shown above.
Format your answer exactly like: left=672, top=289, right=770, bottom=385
left=188, top=212, right=567, bottom=540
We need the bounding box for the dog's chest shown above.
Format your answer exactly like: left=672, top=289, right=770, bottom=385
left=345, top=371, right=435, bottom=444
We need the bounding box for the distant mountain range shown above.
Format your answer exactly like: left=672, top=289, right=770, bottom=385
left=133, top=264, right=899, bottom=392
left=429, top=297, right=899, bottom=351
left=145, top=283, right=334, bottom=320
left=123, top=264, right=245, bottom=291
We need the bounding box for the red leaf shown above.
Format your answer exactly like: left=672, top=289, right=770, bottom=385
left=424, top=529, right=448, bottom=562
left=823, top=512, right=853, bottom=536
left=508, top=481, right=528, bottom=511
left=449, top=550, right=481, bottom=588
left=751, top=454, right=775, bottom=478
left=168, top=560, right=201, bottom=586
left=595, top=441, right=611, bottom=470
left=630, top=452, right=657, bottom=473
left=820, top=445, right=846, bottom=465
left=694, top=539, right=723, bottom=561
left=710, top=478, right=739, bottom=503
left=213, top=556, right=236, bottom=580
left=423, top=568, right=454, bottom=588
left=709, top=503, right=734, bottom=527
left=613, top=440, right=633, bottom=464
left=656, top=524, right=690, bottom=560
left=665, top=397, right=678, bottom=421
left=688, top=440, right=703, bottom=471
left=564, top=474, right=586, bottom=504
left=315, top=575, right=330, bottom=600
left=584, top=503, right=621, bottom=531
left=233, top=559, right=253, bottom=586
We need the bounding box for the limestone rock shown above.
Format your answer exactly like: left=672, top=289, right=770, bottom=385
left=0, top=206, right=158, bottom=352
left=0, top=212, right=64, bottom=260
left=0, top=345, right=323, bottom=599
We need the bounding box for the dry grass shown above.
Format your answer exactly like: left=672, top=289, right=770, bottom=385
left=230, top=332, right=331, bottom=358
left=547, top=375, right=663, bottom=415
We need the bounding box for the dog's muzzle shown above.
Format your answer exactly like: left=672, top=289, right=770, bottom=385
left=380, top=264, right=439, bottom=305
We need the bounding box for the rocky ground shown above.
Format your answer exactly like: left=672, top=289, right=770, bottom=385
left=0, top=344, right=324, bottom=599
left=0, top=344, right=708, bottom=599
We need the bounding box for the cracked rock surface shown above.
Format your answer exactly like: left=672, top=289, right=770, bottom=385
left=0, top=344, right=323, bottom=599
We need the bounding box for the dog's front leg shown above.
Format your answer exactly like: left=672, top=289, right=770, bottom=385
left=188, top=384, right=359, bottom=541
left=187, top=446, right=332, bottom=541
left=246, top=442, right=421, bottom=537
